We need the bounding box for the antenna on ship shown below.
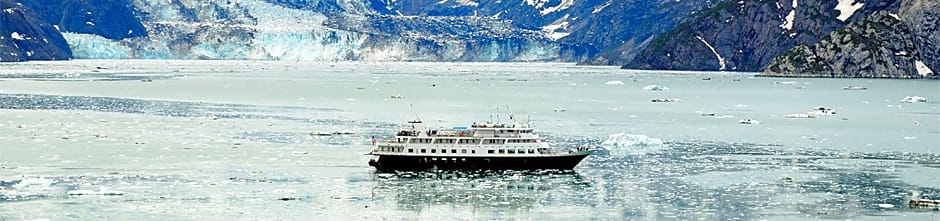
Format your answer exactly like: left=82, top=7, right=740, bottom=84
left=505, top=105, right=514, bottom=124
left=408, top=104, right=422, bottom=124
left=495, top=106, right=501, bottom=124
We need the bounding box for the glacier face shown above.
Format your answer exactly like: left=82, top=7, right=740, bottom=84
left=57, top=0, right=570, bottom=62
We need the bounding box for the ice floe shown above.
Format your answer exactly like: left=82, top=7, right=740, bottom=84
left=900, top=96, right=927, bottom=103
left=67, top=188, right=126, bottom=196
left=651, top=98, right=681, bottom=103
left=642, top=85, right=669, bottom=91
left=600, top=133, right=665, bottom=155
left=604, top=80, right=624, bottom=85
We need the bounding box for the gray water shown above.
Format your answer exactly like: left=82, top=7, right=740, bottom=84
left=0, top=60, right=938, bottom=220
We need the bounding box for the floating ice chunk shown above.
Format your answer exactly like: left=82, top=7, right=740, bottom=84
left=642, top=85, right=669, bottom=91
left=900, top=96, right=927, bottom=103
left=12, top=177, right=53, bottom=188
left=651, top=98, right=682, bottom=103
left=877, top=203, right=894, bottom=208
left=784, top=113, right=815, bottom=118
left=67, top=188, right=125, bottom=196
left=604, top=80, right=624, bottom=85
left=66, top=190, right=97, bottom=195
left=600, top=133, right=665, bottom=155
left=738, top=118, right=760, bottom=124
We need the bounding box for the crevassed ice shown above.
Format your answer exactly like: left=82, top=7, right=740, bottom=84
left=62, top=33, right=131, bottom=59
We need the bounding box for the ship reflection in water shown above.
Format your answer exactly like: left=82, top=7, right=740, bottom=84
left=372, top=170, right=592, bottom=213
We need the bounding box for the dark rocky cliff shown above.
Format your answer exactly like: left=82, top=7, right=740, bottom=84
left=625, top=0, right=899, bottom=71
left=761, top=0, right=937, bottom=78
left=0, top=0, right=72, bottom=62
left=19, top=0, right=147, bottom=40
left=899, top=0, right=938, bottom=76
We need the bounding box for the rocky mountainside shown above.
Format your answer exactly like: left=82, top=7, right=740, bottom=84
left=18, top=0, right=147, bottom=40
left=761, top=9, right=936, bottom=78
left=898, top=0, right=938, bottom=77
left=625, top=0, right=900, bottom=72
left=373, top=0, right=711, bottom=64
left=0, top=0, right=72, bottom=62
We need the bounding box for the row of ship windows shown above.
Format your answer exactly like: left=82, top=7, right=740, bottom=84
left=378, top=146, right=537, bottom=154
left=404, top=139, right=537, bottom=144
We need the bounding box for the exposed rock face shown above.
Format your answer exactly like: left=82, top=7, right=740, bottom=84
left=19, top=0, right=147, bottom=40
left=625, top=0, right=899, bottom=71
left=899, top=0, right=939, bottom=75
left=762, top=0, right=938, bottom=78
left=0, top=0, right=72, bottom=62
left=762, top=11, right=934, bottom=78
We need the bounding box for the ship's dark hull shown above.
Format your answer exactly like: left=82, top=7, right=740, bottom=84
left=369, top=153, right=593, bottom=172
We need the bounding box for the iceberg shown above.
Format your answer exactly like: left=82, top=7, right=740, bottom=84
left=900, top=96, right=927, bottom=103
left=600, top=133, right=665, bottom=155
left=642, top=84, right=669, bottom=91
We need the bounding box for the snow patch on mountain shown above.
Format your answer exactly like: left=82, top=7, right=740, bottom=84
left=915, top=60, right=934, bottom=77
left=455, top=0, right=479, bottom=7
left=834, top=0, right=864, bottom=22
left=780, top=10, right=795, bottom=31
left=524, top=0, right=550, bottom=8
left=592, top=0, right=611, bottom=14
left=10, top=32, right=25, bottom=40
left=541, top=15, right=570, bottom=40
left=779, top=0, right=797, bottom=33
left=695, top=35, right=725, bottom=71
left=540, top=0, right=575, bottom=15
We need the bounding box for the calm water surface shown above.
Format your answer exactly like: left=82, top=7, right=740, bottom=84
left=0, top=60, right=938, bottom=220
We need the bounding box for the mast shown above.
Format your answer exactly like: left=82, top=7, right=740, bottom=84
left=408, top=104, right=422, bottom=124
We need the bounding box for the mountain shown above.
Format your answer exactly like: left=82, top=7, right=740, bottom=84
left=761, top=9, right=936, bottom=78
left=372, top=0, right=712, bottom=64
left=2, top=0, right=713, bottom=64
left=624, top=0, right=901, bottom=71
left=0, top=0, right=72, bottom=62
left=625, top=0, right=936, bottom=78
left=761, top=0, right=937, bottom=78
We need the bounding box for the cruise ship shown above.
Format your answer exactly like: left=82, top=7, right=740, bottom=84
left=367, top=120, right=595, bottom=172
